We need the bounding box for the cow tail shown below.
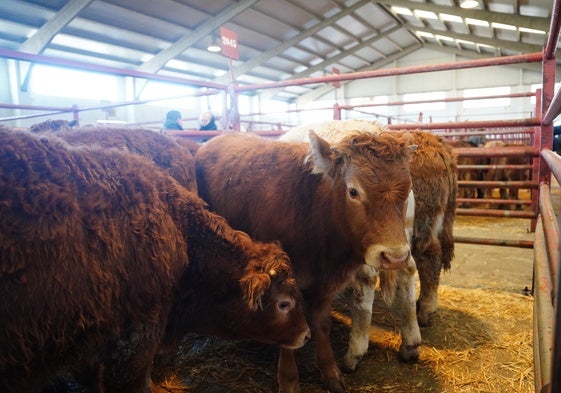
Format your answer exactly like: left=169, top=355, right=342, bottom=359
left=441, top=146, right=458, bottom=271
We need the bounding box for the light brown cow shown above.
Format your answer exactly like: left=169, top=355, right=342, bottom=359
left=281, top=120, right=458, bottom=371
left=0, top=128, right=310, bottom=393
left=195, top=131, right=416, bottom=393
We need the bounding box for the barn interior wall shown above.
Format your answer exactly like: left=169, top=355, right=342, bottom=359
left=342, top=47, right=542, bottom=124
left=0, top=47, right=546, bottom=129
left=0, top=59, right=205, bottom=129
left=0, top=59, right=9, bottom=103
left=0, top=59, right=12, bottom=121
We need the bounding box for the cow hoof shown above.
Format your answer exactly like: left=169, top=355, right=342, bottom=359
left=278, top=383, right=301, bottom=393
left=323, top=376, right=347, bottom=393
left=399, top=344, right=420, bottom=362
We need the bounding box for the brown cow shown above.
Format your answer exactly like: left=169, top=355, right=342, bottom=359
left=448, top=139, right=485, bottom=208
left=29, top=119, right=78, bottom=133
left=31, top=124, right=199, bottom=194
left=195, top=131, right=416, bottom=393
left=281, top=120, right=457, bottom=370
left=483, top=140, right=531, bottom=210
left=0, top=128, right=310, bottom=393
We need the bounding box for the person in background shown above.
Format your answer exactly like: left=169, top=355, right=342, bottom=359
left=163, top=110, right=184, bottom=130
left=199, top=111, right=218, bottom=131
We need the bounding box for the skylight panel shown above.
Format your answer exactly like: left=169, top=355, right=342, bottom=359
left=519, top=27, right=546, bottom=35
left=415, top=31, right=434, bottom=39
left=465, top=18, right=489, bottom=27
left=166, top=59, right=190, bottom=71
left=435, top=35, right=454, bottom=42
left=456, top=39, right=475, bottom=46
left=414, top=10, right=438, bottom=19
left=141, top=54, right=154, bottom=62
left=51, top=35, right=112, bottom=55
left=439, top=13, right=463, bottom=23
left=391, top=6, right=413, bottom=16
left=491, top=22, right=516, bottom=31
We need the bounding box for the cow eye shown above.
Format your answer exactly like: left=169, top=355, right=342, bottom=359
left=278, top=299, right=293, bottom=312
left=348, top=187, right=360, bottom=200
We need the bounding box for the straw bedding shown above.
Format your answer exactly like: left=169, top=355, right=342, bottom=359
left=153, top=284, right=533, bottom=393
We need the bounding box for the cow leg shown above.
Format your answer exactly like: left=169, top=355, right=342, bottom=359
left=414, top=215, right=443, bottom=327
left=508, top=186, right=519, bottom=210
left=102, top=327, right=162, bottom=393
left=416, top=254, right=440, bottom=327
left=384, top=266, right=421, bottom=361
left=343, top=265, right=377, bottom=372
left=277, top=347, right=300, bottom=393
left=308, top=297, right=347, bottom=393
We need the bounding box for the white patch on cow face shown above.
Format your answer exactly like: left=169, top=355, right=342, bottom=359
left=405, top=190, right=415, bottom=243
left=364, top=243, right=412, bottom=270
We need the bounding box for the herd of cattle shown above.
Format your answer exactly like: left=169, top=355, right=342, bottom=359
left=0, top=119, right=530, bottom=392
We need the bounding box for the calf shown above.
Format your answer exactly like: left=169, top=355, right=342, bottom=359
left=281, top=120, right=457, bottom=370
left=0, top=128, right=309, bottom=393
left=195, top=131, right=416, bottom=393
left=34, top=125, right=199, bottom=194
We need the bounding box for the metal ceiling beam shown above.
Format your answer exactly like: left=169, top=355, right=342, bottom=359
left=18, top=0, right=94, bottom=91
left=260, top=24, right=403, bottom=101
left=372, top=0, right=550, bottom=31
left=294, top=43, right=421, bottom=105
left=138, top=0, right=257, bottom=73
left=213, top=0, right=371, bottom=84
left=19, top=0, right=94, bottom=53
left=402, top=23, right=544, bottom=54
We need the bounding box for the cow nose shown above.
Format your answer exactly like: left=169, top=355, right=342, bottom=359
left=380, top=249, right=410, bottom=269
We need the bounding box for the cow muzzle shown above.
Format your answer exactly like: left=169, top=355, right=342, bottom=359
left=281, top=326, right=311, bottom=350
left=365, top=244, right=412, bottom=270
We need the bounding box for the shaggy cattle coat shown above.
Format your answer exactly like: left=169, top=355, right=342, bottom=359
left=31, top=124, right=198, bottom=194
left=0, top=128, right=309, bottom=393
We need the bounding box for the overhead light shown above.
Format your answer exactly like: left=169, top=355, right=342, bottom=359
left=460, top=0, right=479, bottom=9
left=207, top=33, right=221, bottom=53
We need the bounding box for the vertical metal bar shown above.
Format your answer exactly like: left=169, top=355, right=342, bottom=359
left=544, top=0, right=561, bottom=60
left=534, top=216, right=555, bottom=391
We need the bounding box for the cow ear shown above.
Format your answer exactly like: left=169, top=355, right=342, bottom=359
left=308, top=129, right=337, bottom=175
left=240, top=271, right=271, bottom=311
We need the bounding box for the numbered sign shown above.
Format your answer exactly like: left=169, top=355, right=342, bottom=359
left=220, top=27, right=239, bottom=60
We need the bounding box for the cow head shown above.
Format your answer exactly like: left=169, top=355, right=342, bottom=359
left=308, top=130, right=415, bottom=271
left=239, top=240, right=311, bottom=349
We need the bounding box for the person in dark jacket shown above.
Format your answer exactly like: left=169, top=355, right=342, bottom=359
left=199, top=111, right=218, bottom=131
left=163, top=110, right=184, bottom=130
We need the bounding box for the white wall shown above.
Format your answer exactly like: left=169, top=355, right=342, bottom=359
left=332, top=47, right=543, bottom=124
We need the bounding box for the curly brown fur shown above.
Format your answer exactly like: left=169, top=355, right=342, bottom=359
left=0, top=128, right=308, bottom=393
